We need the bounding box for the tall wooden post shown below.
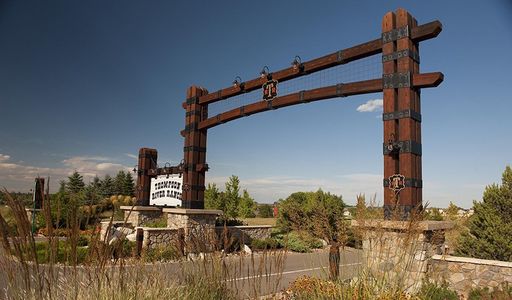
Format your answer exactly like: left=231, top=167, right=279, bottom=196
left=136, top=148, right=158, bottom=206
left=182, top=86, right=209, bottom=209
left=382, top=8, right=422, bottom=219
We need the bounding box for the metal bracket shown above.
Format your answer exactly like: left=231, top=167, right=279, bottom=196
left=183, top=122, right=198, bottom=132
left=267, top=100, right=276, bottom=110
left=186, top=96, right=199, bottom=105
left=383, top=140, right=422, bottom=156
left=383, top=177, right=422, bottom=188
left=382, top=25, right=409, bottom=43
left=382, top=49, right=420, bottom=63
left=337, top=50, right=344, bottom=63
left=190, top=185, right=206, bottom=191
left=383, top=72, right=411, bottom=89
left=336, top=83, right=345, bottom=97
left=240, top=106, right=246, bottom=116
left=216, top=114, right=224, bottom=124
left=186, top=110, right=202, bottom=117
left=183, top=146, right=206, bottom=152
left=383, top=109, right=421, bottom=122
left=299, top=91, right=307, bottom=103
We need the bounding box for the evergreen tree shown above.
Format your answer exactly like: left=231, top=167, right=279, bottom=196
left=224, top=175, right=241, bottom=219
left=100, top=174, right=115, bottom=198
left=114, top=170, right=126, bottom=195
left=123, top=172, right=135, bottom=196
left=445, top=201, right=460, bottom=220
left=67, top=171, right=85, bottom=194
left=205, top=183, right=223, bottom=211
left=238, top=189, right=256, bottom=218
left=456, top=166, right=512, bottom=261
left=257, top=204, right=273, bottom=218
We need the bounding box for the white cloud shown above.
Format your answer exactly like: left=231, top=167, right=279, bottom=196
left=206, top=173, right=383, bottom=205
left=0, top=154, right=11, bottom=162
left=125, top=153, right=138, bottom=159
left=356, top=99, right=383, bottom=112
left=0, top=154, right=130, bottom=192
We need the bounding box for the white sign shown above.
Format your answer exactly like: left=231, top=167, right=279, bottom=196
left=149, top=174, right=183, bottom=207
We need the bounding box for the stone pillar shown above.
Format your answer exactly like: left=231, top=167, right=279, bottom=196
left=163, top=208, right=222, bottom=253
left=352, top=220, right=453, bottom=293
left=119, top=206, right=162, bottom=226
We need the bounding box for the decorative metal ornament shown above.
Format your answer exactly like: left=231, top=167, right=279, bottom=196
left=388, top=174, right=406, bottom=193
left=262, top=79, right=278, bottom=101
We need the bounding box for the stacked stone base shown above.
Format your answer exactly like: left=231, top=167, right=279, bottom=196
left=352, top=220, right=453, bottom=293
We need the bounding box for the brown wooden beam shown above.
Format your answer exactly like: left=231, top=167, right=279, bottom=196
left=193, top=21, right=443, bottom=106
left=189, top=72, right=443, bottom=132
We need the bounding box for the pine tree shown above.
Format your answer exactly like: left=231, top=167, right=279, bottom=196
left=205, top=183, right=223, bottom=211
left=100, top=174, right=115, bottom=198
left=67, top=171, right=85, bottom=194
left=114, top=171, right=126, bottom=195
left=224, top=175, right=241, bottom=219
left=456, top=166, right=512, bottom=261
left=238, top=189, right=256, bottom=218
left=123, top=172, right=135, bottom=196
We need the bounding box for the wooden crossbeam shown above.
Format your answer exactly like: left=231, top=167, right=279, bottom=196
left=190, top=20, right=442, bottom=107
left=182, top=72, right=443, bottom=133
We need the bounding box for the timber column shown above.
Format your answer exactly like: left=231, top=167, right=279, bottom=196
left=182, top=86, right=209, bottom=209
left=382, top=9, right=422, bottom=219
left=136, top=148, right=158, bottom=206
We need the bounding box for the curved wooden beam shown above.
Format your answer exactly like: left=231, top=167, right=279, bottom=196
left=189, top=20, right=443, bottom=107
left=179, top=72, right=443, bottom=134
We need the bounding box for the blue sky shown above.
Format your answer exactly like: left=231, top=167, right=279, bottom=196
left=1, top=1, right=511, bottom=208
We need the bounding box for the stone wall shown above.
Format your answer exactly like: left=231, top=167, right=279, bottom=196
left=352, top=220, right=453, bottom=293
left=429, top=255, right=512, bottom=298
left=215, top=225, right=272, bottom=244
left=141, top=227, right=183, bottom=251
left=120, top=206, right=163, bottom=226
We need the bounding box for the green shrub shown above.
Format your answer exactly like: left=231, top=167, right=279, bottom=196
left=144, top=216, right=167, bottom=228
left=468, top=283, right=512, bottom=300
left=77, top=235, right=89, bottom=247
left=143, top=245, right=179, bottom=262
left=280, top=232, right=311, bottom=253
left=250, top=238, right=280, bottom=250
left=417, top=281, right=458, bottom=300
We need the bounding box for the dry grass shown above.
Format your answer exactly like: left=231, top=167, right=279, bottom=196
left=0, top=188, right=287, bottom=299
left=242, top=217, right=277, bottom=226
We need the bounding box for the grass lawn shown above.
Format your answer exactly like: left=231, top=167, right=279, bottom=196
left=241, top=217, right=276, bottom=226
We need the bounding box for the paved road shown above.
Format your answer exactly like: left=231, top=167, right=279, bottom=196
left=0, top=247, right=362, bottom=298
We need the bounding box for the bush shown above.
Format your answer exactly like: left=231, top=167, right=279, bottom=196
left=143, top=245, right=179, bottom=262
left=144, top=216, right=167, bottom=228
left=279, top=232, right=311, bottom=253
left=417, top=281, right=458, bottom=300
left=468, top=283, right=512, bottom=300
left=35, top=241, right=89, bottom=264
left=250, top=238, right=280, bottom=250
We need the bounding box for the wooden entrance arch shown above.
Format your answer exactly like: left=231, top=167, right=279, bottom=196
left=138, top=8, right=444, bottom=219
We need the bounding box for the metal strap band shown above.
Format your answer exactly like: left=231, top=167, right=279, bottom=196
left=337, top=50, right=344, bottom=63
left=383, top=109, right=421, bottom=122
left=217, top=90, right=222, bottom=99
left=183, top=146, right=206, bottom=152
left=383, top=140, right=422, bottom=156
left=382, top=49, right=420, bottom=63
left=216, top=114, right=224, bottom=124
left=190, top=185, right=206, bottom=191
left=139, top=153, right=157, bottom=159
left=184, top=122, right=198, bottom=132
left=186, top=96, right=199, bottom=105
left=382, top=25, right=409, bottom=43
left=299, top=91, right=307, bottom=103
left=383, top=72, right=411, bottom=89
left=336, top=83, right=344, bottom=96
left=383, top=178, right=423, bottom=188
left=185, top=164, right=209, bottom=172
left=240, top=106, right=246, bottom=116
left=267, top=100, right=275, bottom=110
left=384, top=204, right=418, bottom=220
left=186, top=110, right=202, bottom=117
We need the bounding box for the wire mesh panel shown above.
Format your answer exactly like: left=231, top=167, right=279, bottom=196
left=207, top=54, right=382, bottom=116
